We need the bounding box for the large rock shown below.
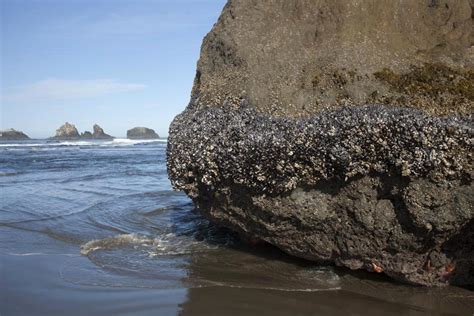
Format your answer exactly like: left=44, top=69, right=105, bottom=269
left=167, top=0, right=474, bottom=287
left=0, top=129, right=30, bottom=140
left=127, top=127, right=159, bottom=139
left=52, top=122, right=80, bottom=140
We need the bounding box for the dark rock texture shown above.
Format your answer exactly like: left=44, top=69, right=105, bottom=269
left=168, top=105, right=473, bottom=287
left=0, top=129, right=30, bottom=140
left=81, top=131, right=93, bottom=138
left=127, top=127, right=159, bottom=139
left=167, top=0, right=474, bottom=286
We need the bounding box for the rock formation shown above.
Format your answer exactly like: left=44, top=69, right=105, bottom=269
left=167, top=0, right=473, bottom=287
left=91, top=124, right=113, bottom=139
left=81, top=131, right=93, bottom=138
left=51, top=123, right=113, bottom=140
left=52, top=122, right=80, bottom=140
left=127, top=127, right=159, bottom=139
left=0, top=129, right=30, bottom=140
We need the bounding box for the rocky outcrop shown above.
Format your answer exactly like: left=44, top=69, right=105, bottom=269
left=127, top=127, right=159, bottom=139
left=52, top=122, right=80, bottom=140
left=91, top=124, right=113, bottom=139
left=167, top=0, right=474, bottom=287
left=0, top=129, right=30, bottom=140
left=81, top=131, right=93, bottom=138
left=51, top=123, right=113, bottom=140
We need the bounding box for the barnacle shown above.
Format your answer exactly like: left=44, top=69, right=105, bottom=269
left=371, top=262, right=383, bottom=273
left=425, top=259, right=434, bottom=272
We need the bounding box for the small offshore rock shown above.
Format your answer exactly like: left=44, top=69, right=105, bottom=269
left=127, top=127, right=160, bottom=139
left=81, top=131, right=93, bottom=138
left=0, top=128, right=30, bottom=140
left=91, top=124, right=113, bottom=139
left=51, top=122, right=80, bottom=140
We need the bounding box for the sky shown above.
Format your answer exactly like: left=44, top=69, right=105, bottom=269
left=1, top=0, right=227, bottom=138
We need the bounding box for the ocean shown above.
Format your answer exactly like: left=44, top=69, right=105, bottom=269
left=1, top=139, right=472, bottom=315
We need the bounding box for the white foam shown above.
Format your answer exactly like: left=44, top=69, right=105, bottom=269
left=102, top=138, right=167, bottom=146
left=80, top=233, right=153, bottom=255
left=0, top=138, right=167, bottom=148
left=81, top=232, right=217, bottom=256
left=0, top=143, right=45, bottom=147
left=7, top=252, right=78, bottom=257
left=200, top=282, right=341, bottom=292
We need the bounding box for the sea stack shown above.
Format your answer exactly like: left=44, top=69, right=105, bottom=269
left=52, top=122, right=80, bottom=140
left=51, top=123, right=113, bottom=140
left=91, top=124, right=113, bottom=139
left=127, top=127, right=159, bottom=139
left=81, top=131, right=93, bottom=138
left=167, top=0, right=473, bottom=287
left=0, top=129, right=30, bottom=140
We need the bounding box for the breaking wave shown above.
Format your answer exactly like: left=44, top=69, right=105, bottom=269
left=0, top=138, right=167, bottom=148
left=80, top=232, right=217, bottom=257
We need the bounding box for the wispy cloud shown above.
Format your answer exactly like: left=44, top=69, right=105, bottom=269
left=2, top=79, right=147, bottom=102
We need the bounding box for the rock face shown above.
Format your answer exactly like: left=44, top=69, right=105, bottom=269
left=191, top=0, right=473, bottom=117
left=0, top=129, right=30, bottom=140
left=127, top=127, right=159, bottom=139
left=52, top=122, right=80, bottom=140
left=167, top=0, right=474, bottom=287
left=51, top=123, right=113, bottom=140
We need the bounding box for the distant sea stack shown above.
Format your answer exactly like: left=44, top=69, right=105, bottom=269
left=51, top=123, right=113, bottom=140
left=0, top=129, right=30, bottom=140
left=52, top=122, right=80, bottom=140
left=80, top=131, right=93, bottom=138
left=127, top=127, right=159, bottom=139
left=91, top=124, right=113, bottom=139
left=167, top=0, right=474, bottom=287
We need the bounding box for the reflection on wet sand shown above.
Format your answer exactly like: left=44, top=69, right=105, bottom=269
left=179, top=241, right=474, bottom=316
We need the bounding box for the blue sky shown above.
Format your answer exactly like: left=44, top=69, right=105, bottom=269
left=1, top=0, right=227, bottom=138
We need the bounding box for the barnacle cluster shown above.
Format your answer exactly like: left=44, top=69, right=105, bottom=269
left=168, top=104, right=472, bottom=197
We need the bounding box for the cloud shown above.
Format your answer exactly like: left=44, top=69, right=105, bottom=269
left=2, top=79, right=147, bottom=102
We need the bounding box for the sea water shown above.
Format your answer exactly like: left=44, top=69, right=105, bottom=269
left=1, top=140, right=472, bottom=315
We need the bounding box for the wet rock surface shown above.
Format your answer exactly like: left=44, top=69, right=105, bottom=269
left=168, top=105, right=473, bottom=286
left=127, top=127, right=159, bottom=139
left=167, top=0, right=474, bottom=287
left=0, top=129, right=30, bottom=140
